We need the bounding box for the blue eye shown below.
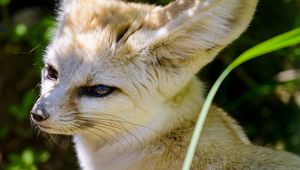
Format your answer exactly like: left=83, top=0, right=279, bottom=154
left=80, top=85, right=114, bottom=97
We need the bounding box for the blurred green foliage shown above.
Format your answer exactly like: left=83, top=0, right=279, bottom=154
left=0, top=0, right=299, bottom=169
left=6, top=148, right=49, bottom=170
left=0, top=0, right=10, bottom=7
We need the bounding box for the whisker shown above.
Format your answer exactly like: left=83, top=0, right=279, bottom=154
left=27, top=44, right=40, bottom=54
left=60, top=112, right=154, bottom=146
left=70, top=122, right=110, bottom=144
left=79, top=114, right=157, bottom=132
left=75, top=117, right=144, bottom=147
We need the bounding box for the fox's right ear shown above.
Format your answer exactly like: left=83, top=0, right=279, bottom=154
left=121, top=0, right=257, bottom=97
left=131, top=0, right=257, bottom=74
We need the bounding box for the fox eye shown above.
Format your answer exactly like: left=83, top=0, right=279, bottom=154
left=80, top=85, right=114, bottom=97
left=45, top=65, right=58, bottom=81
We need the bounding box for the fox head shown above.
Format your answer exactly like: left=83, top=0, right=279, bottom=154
left=31, top=0, right=257, bottom=143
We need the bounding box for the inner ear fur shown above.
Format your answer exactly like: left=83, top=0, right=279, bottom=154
left=145, top=0, right=258, bottom=72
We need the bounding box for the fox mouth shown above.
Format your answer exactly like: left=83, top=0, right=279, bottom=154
left=35, top=123, right=57, bottom=133
left=31, top=119, right=77, bottom=135
left=30, top=116, right=53, bottom=131
left=32, top=120, right=59, bottom=133
left=36, top=123, right=72, bottom=135
left=37, top=124, right=52, bottom=130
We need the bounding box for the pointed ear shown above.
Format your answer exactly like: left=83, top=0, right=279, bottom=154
left=140, top=0, right=257, bottom=72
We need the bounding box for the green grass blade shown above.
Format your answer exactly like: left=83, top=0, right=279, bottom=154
left=182, top=27, right=300, bottom=170
left=230, top=28, right=300, bottom=68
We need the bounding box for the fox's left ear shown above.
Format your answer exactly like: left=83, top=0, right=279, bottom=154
left=135, top=0, right=257, bottom=72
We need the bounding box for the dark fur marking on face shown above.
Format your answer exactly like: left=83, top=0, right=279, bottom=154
left=76, top=119, right=95, bottom=129
left=65, top=88, right=80, bottom=114
left=68, top=99, right=79, bottom=113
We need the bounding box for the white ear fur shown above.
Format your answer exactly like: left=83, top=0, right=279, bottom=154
left=142, top=0, right=257, bottom=72
left=120, top=0, right=257, bottom=99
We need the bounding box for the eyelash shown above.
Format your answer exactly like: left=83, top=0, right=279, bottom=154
left=79, top=85, right=115, bottom=97
left=45, top=65, right=58, bottom=81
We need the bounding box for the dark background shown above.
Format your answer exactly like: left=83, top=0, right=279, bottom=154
left=0, top=0, right=299, bottom=169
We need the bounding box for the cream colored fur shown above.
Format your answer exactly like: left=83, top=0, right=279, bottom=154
left=31, top=0, right=300, bottom=169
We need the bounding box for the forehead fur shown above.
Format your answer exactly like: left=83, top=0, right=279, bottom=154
left=54, top=0, right=174, bottom=60
left=58, top=1, right=159, bottom=38
left=54, top=0, right=216, bottom=60
left=57, top=0, right=196, bottom=38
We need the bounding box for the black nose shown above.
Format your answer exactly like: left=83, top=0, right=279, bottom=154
left=31, top=109, right=49, bottom=122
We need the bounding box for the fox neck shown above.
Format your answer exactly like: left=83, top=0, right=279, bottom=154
left=73, top=77, right=204, bottom=169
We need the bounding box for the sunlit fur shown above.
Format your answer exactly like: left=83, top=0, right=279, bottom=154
left=31, top=0, right=300, bottom=169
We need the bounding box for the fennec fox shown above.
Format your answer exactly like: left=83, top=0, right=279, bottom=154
left=30, top=0, right=300, bottom=169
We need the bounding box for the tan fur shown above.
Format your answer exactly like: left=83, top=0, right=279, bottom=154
left=31, top=0, right=300, bottom=169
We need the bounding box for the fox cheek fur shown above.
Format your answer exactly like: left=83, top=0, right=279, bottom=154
left=30, top=0, right=300, bottom=169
